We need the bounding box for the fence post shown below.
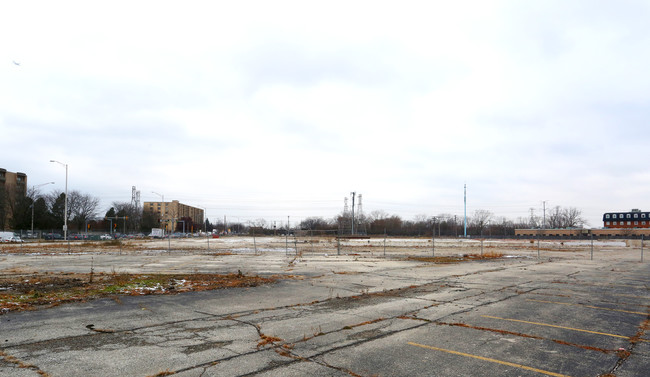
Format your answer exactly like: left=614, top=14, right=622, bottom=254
left=481, top=239, right=483, bottom=256
left=432, top=228, right=435, bottom=257
left=253, top=229, right=257, bottom=255
left=337, top=231, right=340, bottom=256
left=641, top=235, right=644, bottom=262
left=384, top=231, right=387, bottom=257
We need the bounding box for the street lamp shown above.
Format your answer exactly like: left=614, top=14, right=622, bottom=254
left=152, top=191, right=165, bottom=236
left=31, top=182, right=55, bottom=237
left=50, top=160, right=68, bottom=241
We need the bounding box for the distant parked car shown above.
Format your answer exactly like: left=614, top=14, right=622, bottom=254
left=100, top=234, right=112, bottom=240
left=1, top=232, right=23, bottom=243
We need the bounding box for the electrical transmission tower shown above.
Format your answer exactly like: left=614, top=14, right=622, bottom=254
left=356, top=194, right=366, bottom=235
left=339, top=192, right=365, bottom=236
left=131, top=186, right=141, bottom=210
left=130, top=186, right=141, bottom=234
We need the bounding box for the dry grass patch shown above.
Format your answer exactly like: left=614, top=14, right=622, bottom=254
left=0, top=272, right=282, bottom=314
left=408, top=252, right=504, bottom=264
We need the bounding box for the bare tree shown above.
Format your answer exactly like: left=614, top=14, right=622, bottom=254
left=300, top=217, right=332, bottom=230
left=69, top=190, right=100, bottom=231
left=563, top=207, right=587, bottom=228
left=251, top=218, right=267, bottom=228
left=412, top=214, right=429, bottom=236
left=111, top=201, right=140, bottom=233
left=547, top=206, right=587, bottom=228
left=471, top=209, right=493, bottom=236
left=369, top=210, right=389, bottom=221
left=368, top=214, right=403, bottom=235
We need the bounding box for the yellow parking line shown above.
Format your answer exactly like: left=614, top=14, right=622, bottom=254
left=481, top=315, right=631, bottom=340
left=407, top=342, right=570, bottom=377
left=551, top=281, right=642, bottom=289
left=526, top=299, right=648, bottom=315
left=549, top=288, right=650, bottom=301
left=607, top=292, right=650, bottom=299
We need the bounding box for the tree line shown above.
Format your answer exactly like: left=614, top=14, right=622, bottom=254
left=206, top=207, right=587, bottom=238
left=2, top=184, right=587, bottom=237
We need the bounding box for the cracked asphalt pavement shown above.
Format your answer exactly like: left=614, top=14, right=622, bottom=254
left=1, top=239, right=649, bottom=376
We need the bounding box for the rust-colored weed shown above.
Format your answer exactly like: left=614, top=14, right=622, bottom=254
left=0, top=350, right=51, bottom=376
left=147, top=370, right=174, bottom=377
left=257, top=333, right=283, bottom=348
left=439, top=322, right=612, bottom=354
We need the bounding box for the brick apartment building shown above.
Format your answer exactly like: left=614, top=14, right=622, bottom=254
left=0, top=168, right=27, bottom=230
left=143, top=200, right=204, bottom=233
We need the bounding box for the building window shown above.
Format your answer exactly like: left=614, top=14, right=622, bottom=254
left=634, top=221, right=639, bottom=226
left=627, top=214, right=631, bottom=218
left=642, top=214, right=647, bottom=218
left=606, top=221, right=610, bottom=226
left=627, top=221, right=632, bottom=225
left=643, top=221, right=647, bottom=225
left=634, top=214, right=639, bottom=218
left=606, top=214, right=611, bottom=219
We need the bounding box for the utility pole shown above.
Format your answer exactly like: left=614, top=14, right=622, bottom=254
left=286, top=216, right=289, bottom=255
left=542, top=201, right=547, bottom=230
left=464, top=184, right=467, bottom=238
left=50, top=160, right=68, bottom=241
left=351, top=192, right=356, bottom=235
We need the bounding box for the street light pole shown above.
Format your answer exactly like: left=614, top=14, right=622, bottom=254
left=31, top=182, right=55, bottom=237
left=50, top=160, right=68, bottom=241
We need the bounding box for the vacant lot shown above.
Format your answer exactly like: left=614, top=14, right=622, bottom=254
left=1, top=237, right=648, bottom=376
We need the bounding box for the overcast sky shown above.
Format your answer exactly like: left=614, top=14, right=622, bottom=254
left=2, top=1, right=649, bottom=227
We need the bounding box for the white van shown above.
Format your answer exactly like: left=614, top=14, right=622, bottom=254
left=0, top=231, right=22, bottom=242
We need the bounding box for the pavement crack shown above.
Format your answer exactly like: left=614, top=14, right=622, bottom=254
left=0, top=349, right=52, bottom=376
left=435, top=321, right=613, bottom=354
left=223, top=316, right=284, bottom=349
left=606, top=314, right=650, bottom=375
